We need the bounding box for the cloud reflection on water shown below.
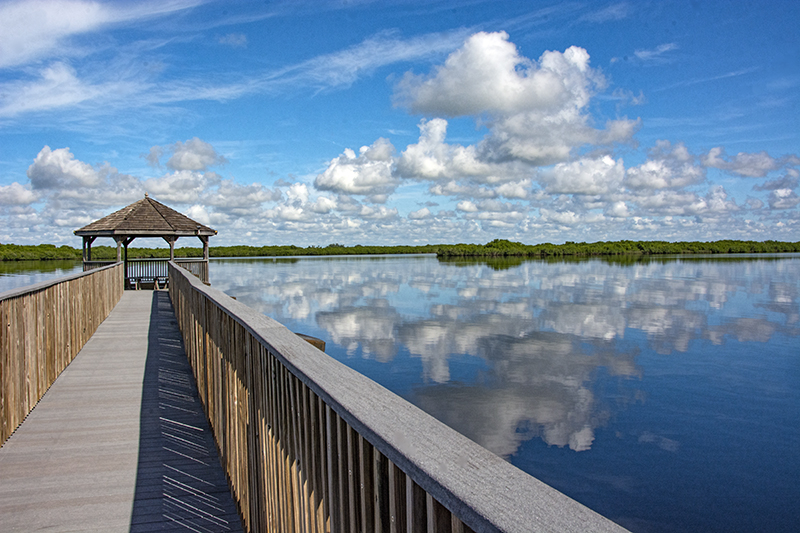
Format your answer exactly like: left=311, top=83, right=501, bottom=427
left=213, top=255, right=799, bottom=457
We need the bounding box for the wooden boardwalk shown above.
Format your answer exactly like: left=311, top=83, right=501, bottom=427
left=0, top=291, right=243, bottom=532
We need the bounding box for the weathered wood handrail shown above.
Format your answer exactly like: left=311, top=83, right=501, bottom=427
left=0, top=262, right=124, bottom=446
left=175, top=258, right=209, bottom=284
left=168, top=262, right=628, bottom=533
left=83, top=260, right=117, bottom=271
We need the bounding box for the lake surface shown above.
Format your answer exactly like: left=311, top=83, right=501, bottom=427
left=209, top=254, right=800, bottom=533
left=4, top=254, right=798, bottom=532
left=0, top=260, right=83, bottom=293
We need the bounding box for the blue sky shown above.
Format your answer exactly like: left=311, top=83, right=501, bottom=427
left=0, top=0, right=798, bottom=247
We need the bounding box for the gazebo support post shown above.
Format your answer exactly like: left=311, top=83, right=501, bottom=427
left=163, top=236, right=177, bottom=261
left=113, top=236, right=125, bottom=262
left=123, top=237, right=135, bottom=288
left=82, top=236, right=97, bottom=263
left=199, top=235, right=209, bottom=261
left=199, top=235, right=210, bottom=284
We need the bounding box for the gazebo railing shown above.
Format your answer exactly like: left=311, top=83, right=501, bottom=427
left=125, top=258, right=209, bottom=288
left=126, top=258, right=169, bottom=288
left=83, top=258, right=209, bottom=286
left=175, top=258, right=209, bottom=283
left=83, top=260, right=117, bottom=272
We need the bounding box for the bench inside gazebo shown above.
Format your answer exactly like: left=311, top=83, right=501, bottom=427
left=74, top=194, right=217, bottom=289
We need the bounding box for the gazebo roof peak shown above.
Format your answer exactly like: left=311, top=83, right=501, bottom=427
left=74, top=195, right=217, bottom=238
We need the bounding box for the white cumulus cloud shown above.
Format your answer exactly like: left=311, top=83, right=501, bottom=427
left=201, top=180, right=281, bottom=216
left=457, top=200, right=478, bottom=212
left=605, top=201, right=631, bottom=218
left=145, top=170, right=222, bottom=203
left=310, top=196, right=337, bottom=214
left=768, top=189, right=800, bottom=210
left=315, top=138, right=399, bottom=197
left=0, top=183, right=38, bottom=205
left=360, top=205, right=398, bottom=220
left=395, top=31, right=639, bottom=166
left=409, top=207, right=432, bottom=219
left=286, top=182, right=310, bottom=204
left=541, top=155, right=625, bottom=195
left=494, top=180, right=532, bottom=199
left=396, top=31, right=590, bottom=117
left=701, top=147, right=789, bottom=178
left=27, top=146, right=102, bottom=190
left=625, top=141, right=705, bottom=190
left=165, top=138, right=228, bottom=172
left=396, top=119, right=500, bottom=182
left=540, top=208, right=582, bottom=226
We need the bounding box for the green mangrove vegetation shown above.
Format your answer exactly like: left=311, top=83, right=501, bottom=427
left=0, top=244, right=84, bottom=261
left=436, top=239, right=800, bottom=258
left=0, top=242, right=442, bottom=261
left=2, top=239, right=799, bottom=262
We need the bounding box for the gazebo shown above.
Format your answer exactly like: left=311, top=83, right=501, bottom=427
left=74, top=194, right=217, bottom=288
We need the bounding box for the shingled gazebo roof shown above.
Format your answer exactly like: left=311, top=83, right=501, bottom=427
left=74, top=195, right=216, bottom=238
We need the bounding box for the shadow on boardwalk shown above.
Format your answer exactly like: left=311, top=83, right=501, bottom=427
left=130, top=291, right=243, bottom=532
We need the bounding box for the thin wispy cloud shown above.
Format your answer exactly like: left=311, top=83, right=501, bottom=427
left=258, top=29, right=471, bottom=93
left=0, top=0, right=205, bottom=69
left=218, top=33, right=247, bottom=48
left=610, top=42, right=678, bottom=65
left=0, top=28, right=467, bottom=120
left=655, top=67, right=760, bottom=92
left=0, top=62, right=147, bottom=118
left=580, top=2, right=630, bottom=23
left=504, top=3, right=585, bottom=32
left=633, top=42, right=678, bottom=62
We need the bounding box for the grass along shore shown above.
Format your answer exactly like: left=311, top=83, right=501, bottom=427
left=2, top=239, right=799, bottom=262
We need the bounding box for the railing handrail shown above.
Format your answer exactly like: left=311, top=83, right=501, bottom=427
left=123, top=257, right=206, bottom=262
left=0, top=261, right=121, bottom=302
left=168, top=261, right=627, bottom=532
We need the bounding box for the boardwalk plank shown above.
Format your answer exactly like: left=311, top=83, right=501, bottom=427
left=0, top=291, right=243, bottom=533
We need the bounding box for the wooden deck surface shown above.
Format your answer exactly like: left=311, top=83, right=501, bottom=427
left=0, top=291, right=243, bottom=532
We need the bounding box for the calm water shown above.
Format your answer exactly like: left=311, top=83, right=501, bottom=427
left=4, top=254, right=799, bottom=532
left=210, top=254, right=800, bottom=533
left=0, top=260, right=83, bottom=293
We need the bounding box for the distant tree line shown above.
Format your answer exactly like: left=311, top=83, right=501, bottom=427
left=2, top=239, right=799, bottom=262
left=0, top=242, right=442, bottom=261
left=436, top=239, right=800, bottom=257
left=0, top=244, right=84, bottom=261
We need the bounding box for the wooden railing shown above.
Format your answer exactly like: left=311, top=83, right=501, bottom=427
left=83, top=258, right=209, bottom=287
left=127, top=258, right=169, bottom=281
left=83, top=260, right=117, bottom=271
left=0, top=262, right=123, bottom=446
left=175, top=258, right=209, bottom=284
left=127, top=258, right=208, bottom=285
left=168, top=262, right=628, bottom=533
